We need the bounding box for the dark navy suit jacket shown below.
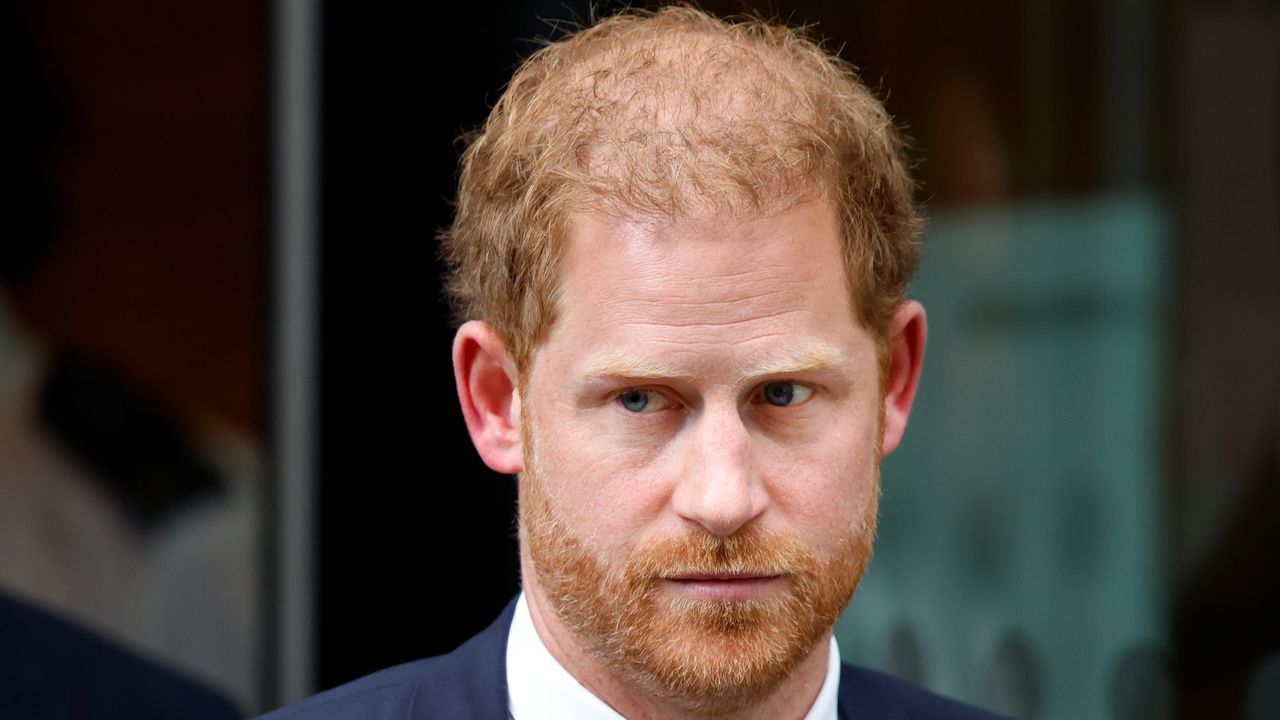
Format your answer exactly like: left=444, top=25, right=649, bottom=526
left=260, top=599, right=1005, bottom=719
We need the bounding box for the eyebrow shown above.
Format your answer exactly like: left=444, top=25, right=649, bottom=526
left=742, top=345, right=850, bottom=376
left=581, top=343, right=851, bottom=381
left=582, top=355, right=691, bottom=380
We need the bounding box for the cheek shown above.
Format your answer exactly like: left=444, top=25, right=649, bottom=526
left=759, top=405, right=881, bottom=542
left=534, top=407, right=673, bottom=552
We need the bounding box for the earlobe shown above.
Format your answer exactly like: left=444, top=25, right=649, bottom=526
left=880, top=301, right=927, bottom=457
left=452, top=320, right=524, bottom=474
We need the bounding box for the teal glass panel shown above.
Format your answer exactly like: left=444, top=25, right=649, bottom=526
left=836, top=192, right=1172, bottom=720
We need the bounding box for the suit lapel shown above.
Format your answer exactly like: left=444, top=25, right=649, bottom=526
left=432, top=602, right=916, bottom=720
left=836, top=663, right=910, bottom=720
left=411, top=597, right=517, bottom=720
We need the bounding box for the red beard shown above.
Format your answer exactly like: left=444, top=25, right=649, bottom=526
left=520, top=454, right=877, bottom=713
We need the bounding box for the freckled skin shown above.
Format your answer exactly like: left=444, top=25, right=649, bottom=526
left=517, top=199, right=891, bottom=719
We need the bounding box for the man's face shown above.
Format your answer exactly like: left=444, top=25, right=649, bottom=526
left=518, top=199, right=885, bottom=709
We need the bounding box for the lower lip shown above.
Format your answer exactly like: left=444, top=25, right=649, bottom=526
left=664, top=576, right=783, bottom=602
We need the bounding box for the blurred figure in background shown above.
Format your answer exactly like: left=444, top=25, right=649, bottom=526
left=0, top=591, right=239, bottom=719
left=0, top=1, right=264, bottom=713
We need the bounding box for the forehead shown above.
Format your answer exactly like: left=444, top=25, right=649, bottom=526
left=540, top=200, right=862, bottom=375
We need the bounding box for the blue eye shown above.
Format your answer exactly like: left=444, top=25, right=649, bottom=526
left=615, top=388, right=674, bottom=414
left=618, top=389, right=650, bottom=412
left=761, top=381, right=813, bottom=407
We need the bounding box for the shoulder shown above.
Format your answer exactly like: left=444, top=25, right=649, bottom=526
left=257, top=599, right=516, bottom=720
left=838, top=663, right=1009, bottom=720
left=0, top=591, right=240, bottom=720
left=255, top=656, right=453, bottom=720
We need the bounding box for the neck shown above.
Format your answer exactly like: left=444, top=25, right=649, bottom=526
left=519, top=556, right=832, bottom=720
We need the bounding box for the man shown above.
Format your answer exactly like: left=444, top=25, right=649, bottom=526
left=265, top=6, right=1003, bottom=719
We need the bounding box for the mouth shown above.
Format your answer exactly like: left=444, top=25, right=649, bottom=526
left=663, top=572, right=784, bottom=602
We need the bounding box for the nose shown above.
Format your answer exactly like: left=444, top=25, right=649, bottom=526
left=669, top=406, right=768, bottom=537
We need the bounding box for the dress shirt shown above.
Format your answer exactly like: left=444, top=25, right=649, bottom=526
left=506, top=592, right=840, bottom=720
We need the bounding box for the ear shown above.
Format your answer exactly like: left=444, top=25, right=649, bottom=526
left=453, top=320, right=524, bottom=474
left=880, top=300, right=927, bottom=457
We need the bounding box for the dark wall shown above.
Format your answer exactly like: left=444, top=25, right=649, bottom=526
left=316, top=0, right=621, bottom=689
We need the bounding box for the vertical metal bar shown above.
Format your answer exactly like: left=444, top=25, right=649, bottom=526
left=1099, top=0, right=1154, bottom=187
left=271, top=0, right=319, bottom=707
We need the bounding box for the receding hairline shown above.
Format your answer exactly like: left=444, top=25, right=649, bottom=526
left=443, top=4, right=922, bottom=379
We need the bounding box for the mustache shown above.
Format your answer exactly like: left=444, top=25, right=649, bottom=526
left=620, top=528, right=814, bottom=580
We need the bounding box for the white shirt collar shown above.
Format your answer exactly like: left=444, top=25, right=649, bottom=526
left=506, top=592, right=841, bottom=720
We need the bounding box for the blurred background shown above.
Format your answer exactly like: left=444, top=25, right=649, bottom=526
left=2, top=0, right=1276, bottom=718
